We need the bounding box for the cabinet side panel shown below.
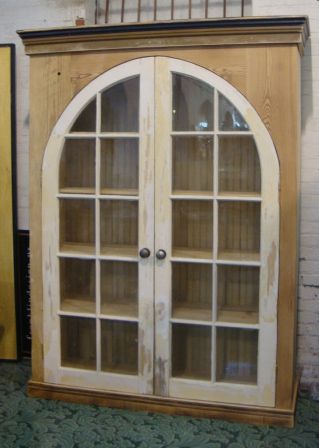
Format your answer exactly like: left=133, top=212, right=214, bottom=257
left=246, top=46, right=300, bottom=408
left=29, top=55, right=73, bottom=381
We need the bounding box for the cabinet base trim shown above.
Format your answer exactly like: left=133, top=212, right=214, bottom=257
left=28, top=379, right=298, bottom=428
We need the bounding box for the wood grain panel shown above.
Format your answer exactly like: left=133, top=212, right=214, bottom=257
left=0, top=46, right=16, bottom=360
left=218, top=136, right=261, bottom=194
left=60, top=258, right=95, bottom=313
left=28, top=378, right=299, bottom=427
left=217, top=265, right=259, bottom=324
left=29, top=54, right=74, bottom=380
left=246, top=46, right=301, bottom=408
left=101, top=261, right=138, bottom=317
left=59, top=138, right=95, bottom=193
left=172, top=262, right=212, bottom=321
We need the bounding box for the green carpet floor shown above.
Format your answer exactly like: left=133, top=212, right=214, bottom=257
left=0, top=360, right=318, bottom=447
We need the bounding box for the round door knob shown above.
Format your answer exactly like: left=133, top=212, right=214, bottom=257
left=139, top=248, right=151, bottom=258
left=156, top=249, right=167, bottom=260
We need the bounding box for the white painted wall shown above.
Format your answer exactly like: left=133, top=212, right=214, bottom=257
left=253, top=0, right=319, bottom=400
left=0, top=0, right=86, bottom=230
left=0, top=0, right=317, bottom=396
left=95, top=0, right=252, bottom=23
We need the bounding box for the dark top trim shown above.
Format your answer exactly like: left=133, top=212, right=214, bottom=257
left=17, top=16, right=309, bottom=41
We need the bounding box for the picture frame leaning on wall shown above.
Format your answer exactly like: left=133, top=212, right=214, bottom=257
left=0, top=44, right=18, bottom=360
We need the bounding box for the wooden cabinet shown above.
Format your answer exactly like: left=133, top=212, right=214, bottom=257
left=19, top=16, right=309, bottom=427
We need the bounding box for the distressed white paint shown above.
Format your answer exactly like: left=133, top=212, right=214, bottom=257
left=43, top=56, right=279, bottom=405
left=153, top=57, right=279, bottom=407
left=43, top=58, right=155, bottom=394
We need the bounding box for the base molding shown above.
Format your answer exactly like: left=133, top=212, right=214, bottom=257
left=28, top=379, right=298, bottom=428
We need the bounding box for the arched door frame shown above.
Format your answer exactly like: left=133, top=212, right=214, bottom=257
left=42, top=57, right=279, bottom=406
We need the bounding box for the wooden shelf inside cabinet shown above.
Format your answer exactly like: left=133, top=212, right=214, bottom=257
left=60, top=243, right=95, bottom=256
left=61, top=297, right=95, bottom=314
left=59, top=187, right=96, bottom=195
left=217, top=376, right=257, bottom=386
left=61, top=360, right=97, bottom=371
left=100, top=188, right=138, bottom=197
left=218, top=192, right=261, bottom=201
left=101, top=302, right=138, bottom=319
left=100, top=245, right=137, bottom=259
left=102, top=365, right=138, bottom=375
left=172, top=306, right=212, bottom=322
left=172, top=248, right=213, bottom=261
left=172, top=190, right=213, bottom=198
left=217, top=251, right=260, bottom=263
left=217, top=309, right=259, bottom=325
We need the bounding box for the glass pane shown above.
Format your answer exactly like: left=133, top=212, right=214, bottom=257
left=219, top=136, right=261, bottom=195
left=60, top=258, right=95, bottom=314
left=61, top=317, right=96, bottom=370
left=59, top=139, right=95, bottom=194
left=172, top=137, right=214, bottom=194
left=101, top=320, right=138, bottom=374
left=100, top=200, right=138, bottom=257
left=219, top=93, right=249, bottom=131
left=172, top=200, right=213, bottom=259
left=172, top=263, right=212, bottom=321
left=60, top=199, right=95, bottom=254
left=101, top=77, right=139, bottom=132
left=100, top=138, right=138, bottom=195
left=217, top=265, right=259, bottom=324
left=70, top=98, right=96, bottom=132
left=173, top=74, right=214, bottom=131
left=216, top=328, right=258, bottom=384
left=101, top=261, right=138, bottom=318
left=218, top=201, right=260, bottom=261
left=172, top=324, right=211, bottom=380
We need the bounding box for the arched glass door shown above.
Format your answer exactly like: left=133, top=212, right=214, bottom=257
left=42, top=57, right=279, bottom=406
left=154, top=58, right=278, bottom=406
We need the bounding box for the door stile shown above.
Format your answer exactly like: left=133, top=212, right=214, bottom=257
left=154, top=57, right=172, bottom=396
left=95, top=95, right=101, bottom=371
left=138, top=58, right=156, bottom=394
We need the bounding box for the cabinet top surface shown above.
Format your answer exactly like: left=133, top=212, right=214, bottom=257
left=18, top=16, right=309, bottom=56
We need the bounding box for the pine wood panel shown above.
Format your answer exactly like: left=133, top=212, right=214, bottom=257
left=60, top=316, right=96, bottom=370
left=217, top=265, right=259, bottom=324
left=101, top=261, right=138, bottom=318
left=172, top=324, right=212, bottom=380
left=27, top=379, right=299, bottom=427
left=100, top=200, right=138, bottom=254
left=60, top=198, right=95, bottom=251
left=218, top=201, right=260, bottom=256
left=172, top=262, right=212, bottom=321
left=218, top=136, right=261, bottom=194
left=246, top=46, right=301, bottom=409
left=172, top=200, right=214, bottom=254
left=216, top=327, right=258, bottom=384
left=59, top=138, right=95, bottom=192
left=60, top=258, right=95, bottom=314
left=101, top=320, right=138, bottom=374
left=172, top=136, right=214, bottom=194
left=100, top=139, right=139, bottom=193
